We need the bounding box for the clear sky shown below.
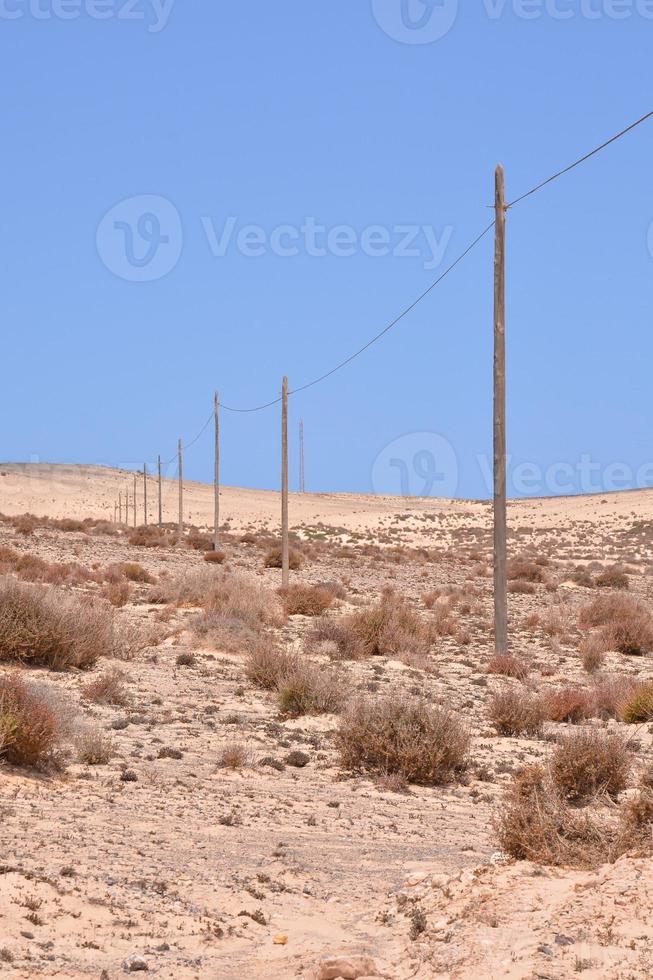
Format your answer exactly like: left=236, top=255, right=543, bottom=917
left=2, top=1, right=652, bottom=500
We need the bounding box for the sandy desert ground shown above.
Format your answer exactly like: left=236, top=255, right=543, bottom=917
left=0, top=464, right=652, bottom=979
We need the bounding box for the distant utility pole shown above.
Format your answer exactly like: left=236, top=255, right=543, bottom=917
left=143, top=463, right=148, bottom=526
left=281, top=377, right=290, bottom=587
left=118, top=493, right=122, bottom=524
left=299, top=420, right=305, bottom=494
left=213, top=392, right=220, bottom=552
left=157, top=455, right=162, bottom=528
left=494, top=164, right=508, bottom=655
left=125, top=488, right=129, bottom=527
left=114, top=501, right=117, bottom=524
left=133, top=473, right=137, bottom=528
left=178, top=439, right=184, bottom=541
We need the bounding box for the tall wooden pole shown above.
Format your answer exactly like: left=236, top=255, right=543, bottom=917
left=281, top=376, right=289, bottom=587
left=178, top=439, right=184, bottom=541
left=133, top=473, right=137, bottom=528
left=143, top=464, right=148, bottom=526
left=157, top=455, right=162, bottom=528
left=125, top=489, right=129, bottom=526
left=118, top=493, right=122, bottom=524
left=213, top=392, right=220, bottom=552
left=494, top=164, right=508, bottom=655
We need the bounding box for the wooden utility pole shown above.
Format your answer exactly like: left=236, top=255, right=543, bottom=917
left=178, top=439, right=184, bottom=541
left=125, top=489, right=129, bottom=526
left=114, top=501, right=117, bottom=524
left=157, top=455, right=162, bottom=528
left=299, top=420, right=305, bottom=493
left=118, top=493, right=122, bottom=524
left=133, top=473, right=137, bottom=528
left=493, top=164, right=508, bottom=655
left=143, top=464, right=148, bottom=526
left=213, top=392, right=220, bottom=552
left=281, top=376, right=289, bottom=587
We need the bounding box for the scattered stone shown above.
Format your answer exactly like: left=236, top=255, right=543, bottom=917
left=285, top=750, right=310, bottom=768
left=273, top=934, right=288, bottom=945
left=314, top=956, right=381, bottom=980
left=121, top=769, right=138, bottom=782
left=123, top=954, right=149, bottom=972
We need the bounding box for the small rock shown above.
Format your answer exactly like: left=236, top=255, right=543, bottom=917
left=537, top=944, right=554, bottom=957
left=554, top=934, right=575, bottom=946
left=123, top=954, right=149, bottom=972
left=273, top=935, right=288, bottom=945
left=315, top=956, right=380, bottom=980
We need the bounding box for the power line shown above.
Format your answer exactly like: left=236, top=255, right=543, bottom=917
left=507, top=108, right=653, bottom=209
left=221, top=218, right=496, bottom=413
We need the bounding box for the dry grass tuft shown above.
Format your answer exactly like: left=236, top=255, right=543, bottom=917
left=489, top=688, right=544, bottom=737
left=0, top=675, right=64, bottom=769
left=245, top=644, right=297, bottom=691
left=0, top=579, right=114, bottom=670
left=75, top=727, right=114, bottom=765
left=618, top=682, right=653, bottom=724
left=279, top=584, right=334, bottom=617
left=487, top=654, right=529, bottom=681
left=218, top=743, right=250, bottom=770
left=550, top=729, right=632, bottom=802
left=264, top=544, right=303, bottom=570
left=276, top=662, right=344, bottom=717
left=336, top=696, right=469, bottom=785
left=103, top=580, right=131, bottom=608
left=315, top=593, right=435, bottom=661
left=541, top=686, right=594, bottom=724
left=151, top=569, right=284, bottom=628
left=508, top=557, right=548, bottom=584
left=579, top=594, right=653, bottom=656
left=120, top=562, right=154, bottom=584
left=203, top=550, right=226, bottom=564
left=579, top=633, right=606, bottom=673
left=595, top=566, right=630, bottom=590
left=82, top=669, right=128, bottom=706
left=127, top=526, right=169, bottom=548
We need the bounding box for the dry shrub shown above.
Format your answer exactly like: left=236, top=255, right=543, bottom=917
left=203, top=550, right=226, bottom=564
left=276, top=662, right=344, bottom=717
left=508, top=557, right=547, bottom=584
left=54, top=518, right=86, bottom=533
left=187, top=530, right=213, bottom=552
left=120, top=562, right=154, bottom=584
left=13, top=515, right=39, bottom=536
left=0, top=579, right=114, bottom=670
left=487, top=654, right=529, bottom=680
left=279, top=584, right=334, bottom=617
left=336, top=696, right=469, bottom=786
left=321, top=593, right=435, bottom=661
left=245, top=644, right=297, bottom=690
left=618, top=682, right=653, bottom=724
left=218, top=743, right=250, bottom=769
left=579, top=595, right=653, bottom=656
left=103, top=580, right=131, bottom=608
left=127, top=526, right=169, bottom=548
left=551, top=729, right=632, bottom=802
left=264, top=544, right=302, bottom=570
left=496, top=765, right=613, bottom=868
left=540, top=604, right=575, bottom=638
left=82, top=669, right=128, bottom=706
left=151, top=569, right=284, bottom=628
left=192, top=612, right=265, bottom=656
left=508, top=581, right=536, bottom=595
left=592, top=675, right=642, bottom=719
left=75, top=727, right=114, bottom=765
left=541, top=686, right=594, bottom=724
left=619, top=792, right=653, bottom=849
left=306, top=617, right=363, bottom=661
left=595, top=566, right=630, bottom=590
left=489, top=688, right=544, bottom=737
left=0, top=675, right=63, bottom=768
left=579, top=633, right=606, bottom=673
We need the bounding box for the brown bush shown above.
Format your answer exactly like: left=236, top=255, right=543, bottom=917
left=595, top=566, right=630, bottom=590
left=550, top=729, right=632, bottom=802
left=619, top=791, right=653, bottom=849
left=592, top=675, right=642, bottom=719
left=218, top=743, right=250, bottom=769
left=488, top=689, right=544, bottom=737
left=507, top=557, right=547, bottom=584
left=579, top=594, right=653, bottom=656
left=75, top=727, right=114, bottom=765
left=276, top=662, right=344, bottom=717
left=508, top=581, right=536, bottom=595
left=336, top=696, right=469, bottom=786
left=103, top=580, right=131, bottom=608
left=487, top=654, right=529, bottom=681
left=187, top=530, right=213, bottom=552
left=541, top=686, right=594, bottom=724
left=279, top=584, right=334, bottom=617
left=306, top=616, right=363, bottom=661
left=151, top=569, right=284, bottom=628
left=579, top=633, right=606, bottom=673
left=192, top=612, right=265, bottom=656
left=0, top=675, right=63, bottom=768
left=323, top=593, right=435, bottom=661
left=127, top=526, right=169, bottom=548
left=495, top=765, right=613, bottom=868
left=203, top=550, right=226, bottom=564
left=0, top=579, right=114, bottom=669
left=13, top=515, right=39, bottom=537
left=82, top=669, right=128, bottom=706
left=120, top=562, right=154, bottom=584
left=245, top=644, right=297, bottom=690
left=264, top=544, right=302, bottom=570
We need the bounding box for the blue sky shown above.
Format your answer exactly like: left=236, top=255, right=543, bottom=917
left=2, top=1, right=652, bottom=499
